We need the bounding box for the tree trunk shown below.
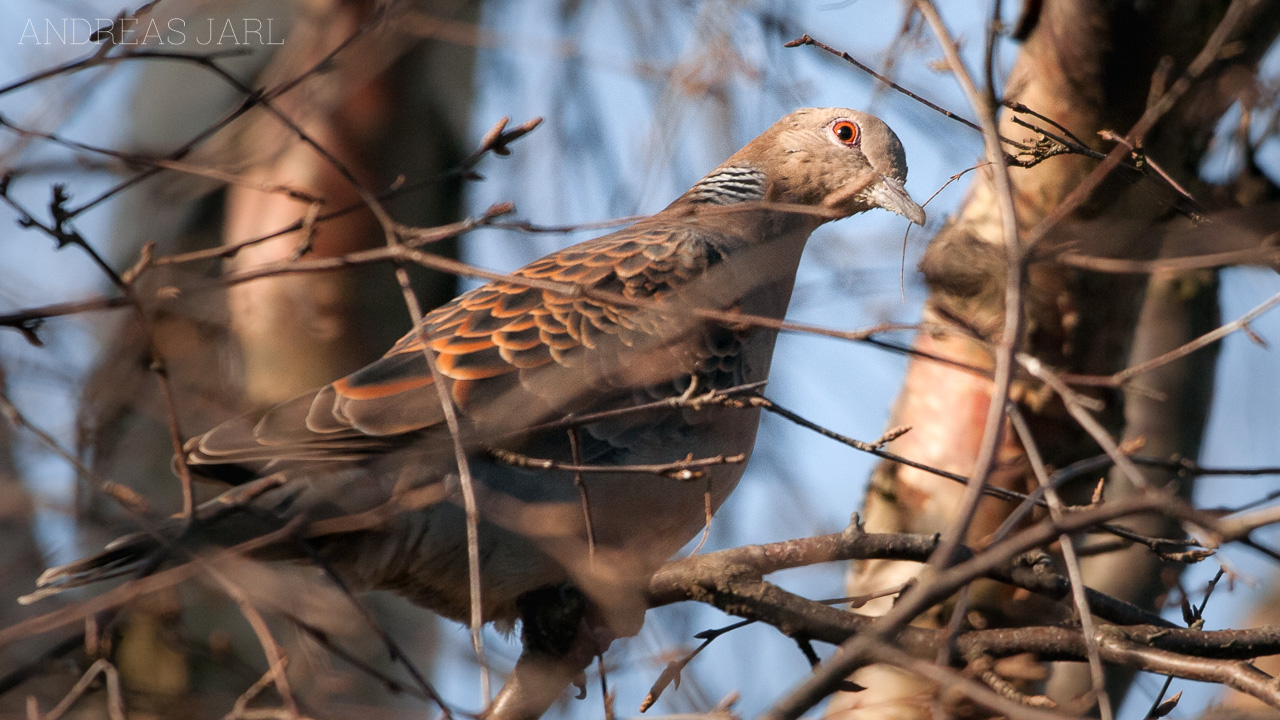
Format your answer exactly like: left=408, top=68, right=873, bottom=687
left=827, top=2, right=1280, bottom=717
left=70, top=0, right=479, bottom=711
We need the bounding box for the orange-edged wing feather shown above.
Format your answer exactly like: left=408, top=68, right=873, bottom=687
left=186, top=218, right=738, bottom=479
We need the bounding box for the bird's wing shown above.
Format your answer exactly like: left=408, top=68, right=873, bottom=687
left=186, top=217, right=745, bottom=475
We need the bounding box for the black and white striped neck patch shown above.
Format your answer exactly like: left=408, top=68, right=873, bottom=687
left=683, top=166, right=767, bottom=205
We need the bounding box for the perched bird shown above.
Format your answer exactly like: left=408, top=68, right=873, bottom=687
left=33, top=108, right=923, bottom=719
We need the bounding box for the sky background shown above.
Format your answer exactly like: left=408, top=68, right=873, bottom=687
left=1, top=1, right=1279, bottom=718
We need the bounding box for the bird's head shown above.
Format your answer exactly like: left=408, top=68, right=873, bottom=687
left=709, top=107, right=926, bottom=226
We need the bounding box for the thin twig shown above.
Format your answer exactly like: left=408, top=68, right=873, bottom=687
left=1097, top=290, right=1280, bottom=387
left=1009, top=406, right=1112, bottom=720
left=909, top=0, right=1026, bottom=580
left=0, top=178, right=197, bottom=520
left=25, top=659, right=126, bottom=720
left=782, top=34, right=1029, bottom=151
left=393, top=271, right=491, bottom=701
left=211, top=575, right=300, bottom=720
left=567, top=428, right=597, bottom=560
left=490, top=448, right=745, bottom=481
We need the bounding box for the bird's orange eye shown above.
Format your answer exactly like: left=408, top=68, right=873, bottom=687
left=832, top=120, right=860, bottom=146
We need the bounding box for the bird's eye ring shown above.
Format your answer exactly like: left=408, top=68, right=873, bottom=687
left=831, top=119, right=860, bottom=146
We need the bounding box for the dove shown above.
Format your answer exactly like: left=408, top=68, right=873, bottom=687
left=33, top=108, right=924, bottom=719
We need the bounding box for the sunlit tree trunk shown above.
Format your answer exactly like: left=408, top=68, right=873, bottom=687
left=225, top=0, right=475, bottom=406
left=828, top=2, right=1280, bottom=716
left=73, top=0, right=479, bottom=709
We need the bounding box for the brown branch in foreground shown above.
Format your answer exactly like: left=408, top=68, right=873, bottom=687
left=3, top=491, right=1272, bottom=712
left=648, top=518, right=1173, bottom=628
left=655, top=573, right=1280, bottom=709
left=755, top=489, right=1192, bottom=720
left=2, top=190, right=938, bottom=361
left=650, top=558, right=1280, bottom=712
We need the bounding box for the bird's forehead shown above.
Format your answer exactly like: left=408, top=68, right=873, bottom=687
left=785, top=106, right=859, bottom=125
left=775, top=126, right=823, bottom=150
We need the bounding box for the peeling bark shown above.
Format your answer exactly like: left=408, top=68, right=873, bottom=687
left=829, top=2, right=1280, bottom=717
left=224, top=0, right=476, bottom=407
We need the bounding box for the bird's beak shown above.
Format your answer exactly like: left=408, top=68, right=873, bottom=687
left=869, top=175, right=926, bottom=226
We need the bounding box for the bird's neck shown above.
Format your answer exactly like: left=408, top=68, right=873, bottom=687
left=677, top=165, right=769, bottom=206
left=669, top=163, right=834, bottom=236
left=659, top=207, right=815, bottom=325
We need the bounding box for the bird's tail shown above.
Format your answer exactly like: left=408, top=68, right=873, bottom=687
left=23, top=473, right=366, bottom=605
left=20, top=527, right=173, bottom=605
